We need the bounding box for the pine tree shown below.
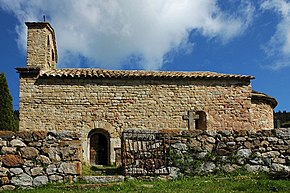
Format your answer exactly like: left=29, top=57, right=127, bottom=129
left=0, top=72, right=16, bottom=131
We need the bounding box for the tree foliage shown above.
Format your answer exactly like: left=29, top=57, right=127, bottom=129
left=0, top=72, right=16, bottom=131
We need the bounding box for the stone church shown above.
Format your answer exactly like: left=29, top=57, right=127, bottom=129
left=16, top=22, right=277, bottom=166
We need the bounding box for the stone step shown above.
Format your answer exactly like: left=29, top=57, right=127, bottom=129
left=81, top=175, right=125, bottom=184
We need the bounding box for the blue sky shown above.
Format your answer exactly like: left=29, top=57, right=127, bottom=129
left=0, top=0, right=289, bottom=111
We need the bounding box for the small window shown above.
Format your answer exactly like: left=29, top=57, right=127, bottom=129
left=195, top=111, right=207, bottom=130
left=47, top=35, right=50, bottom=46
left=51, top=49, right=54, bottom=61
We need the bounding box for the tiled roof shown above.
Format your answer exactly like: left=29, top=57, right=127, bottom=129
left=39, top=68, right=255, bottom=80
left=251, top=90, right=278, bottom=108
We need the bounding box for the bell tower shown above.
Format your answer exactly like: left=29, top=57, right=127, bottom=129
left=26, top=22, right=57, bottom=70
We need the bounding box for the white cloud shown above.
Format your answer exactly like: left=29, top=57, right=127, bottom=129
left=261, top=0, right=290, bottom=69
left=0, top=0, right=253, bottom=70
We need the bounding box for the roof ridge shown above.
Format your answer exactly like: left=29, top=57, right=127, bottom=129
left=39, top=68, right=255, bottom=79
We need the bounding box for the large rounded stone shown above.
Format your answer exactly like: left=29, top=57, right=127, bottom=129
left=2, top=155, right=24, bottom=167
left=0, top=185, right=15, bottom=191
left=37, top=155, right=51, bottom=165
left=33, top=176, right=48, bottom=187
left=20, top=147, right=39, bottom=159
left=11, top=173, right=32, bottom=187
left=9, top=168, right=23, bottom=175
left=10, top=139, right=26, bottom=147
left=236, top=149, right=251, bottom=158
left=31, top=167, right=43, bottom=176
left=1, top=147, right=17, bottom=154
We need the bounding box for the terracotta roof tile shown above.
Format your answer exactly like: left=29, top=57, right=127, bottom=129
left=39, top=68, right=255, bottom=80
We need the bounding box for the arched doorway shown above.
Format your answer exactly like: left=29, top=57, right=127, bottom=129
left=89, top=130, right=109, bottom=165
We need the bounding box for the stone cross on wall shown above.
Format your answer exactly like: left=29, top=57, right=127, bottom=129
left=182, top=110, right=199, bottom=130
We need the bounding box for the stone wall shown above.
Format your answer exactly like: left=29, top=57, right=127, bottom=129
left=121, top=128, right=290, bottom=177
left=19, top=76, right=252, bottom=134
left=0, top=130, right=82, bottom=190
left=165, top=128, right=290, bottom=176
left=251, top=101, right=274, bottom=130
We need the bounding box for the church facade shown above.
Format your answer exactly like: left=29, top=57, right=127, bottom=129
left=16, top=22, right=277, bottom=165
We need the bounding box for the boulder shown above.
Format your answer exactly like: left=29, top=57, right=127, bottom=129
left=49, top=174, right=63, bottom=182
left=9, top=168, right=23, bottom=175
left=171, top=143, right=188, bottom=151
left=1, top=147, right=17, bottom=154
left=0, top=141, right=7, bottom=146
left=20, top=147, right=39, bottom=159
left=33, top=176, right=48, bottom=187
left=37, top=155, right=51, bottom=165
left=206, top=137, right=216, bottom=144
left=199, top=162, right=216, bottom=173
left=31, top=167, right=43, bottom=176
left=0, top=131, right=14, bottom=140
left=11, top=173, right=33, bottom=187
left=236, top=149, right=251, bottom=158
left=32, top=131, right=48, bottom=140
left=2, top=154, right=24, bottom=167
left=10, top=139, right=26, bottom=147
left=271, top=163, right=290, bottom=172
left=0, top=176, right=10, bottom=185
left=46, top=164, right=58, bottom=175
left=17, top=131, right=33, bottom=142
left=0, top=185, right=15, bottom=191
left=245, top=164, right=260, bottom=172
left=59, top=162, right=82, bottom=175
left=0, top=167, right=8, bottom=177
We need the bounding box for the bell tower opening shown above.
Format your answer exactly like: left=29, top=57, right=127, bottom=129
left=89, top=129, right=110, bottom=165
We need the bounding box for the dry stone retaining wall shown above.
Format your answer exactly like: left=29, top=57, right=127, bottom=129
left=0, top=130, right=82, bottom=190
left=165, top=128, right=290, bottom=176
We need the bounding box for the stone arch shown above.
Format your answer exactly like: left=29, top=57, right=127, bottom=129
left=82, top=121, right=120, bottom=165
left=88, top=128, right=110, bottom=165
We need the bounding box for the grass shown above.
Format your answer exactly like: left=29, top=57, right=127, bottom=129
left=82, top=164, right=122, bottom=176
left=10, top=172, right=290, bottom=193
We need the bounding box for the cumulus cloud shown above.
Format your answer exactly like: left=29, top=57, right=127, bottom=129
left=261, top=0, right=290, bottom=69
left=0, top=0, right=253, bottom=70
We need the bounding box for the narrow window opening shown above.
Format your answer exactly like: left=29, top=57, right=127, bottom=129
left=47, top=35, right=50, bottom=46
left=51, top=49, right=55, bottom=61
left=195, top=111, right=207, bottom=130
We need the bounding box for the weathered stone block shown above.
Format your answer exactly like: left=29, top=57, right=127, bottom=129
left=11, top=173, right=33, bottom=187
left=10, top=139, right=26, bottom=147
left=0, top=141, right=7, bottom=147
left=36, top=155, right=51, bottom=165
left=20, top=147, right=39, bottom=159
left=46, top=164, right=58, bottom=175
left=0, top=167, right=8, bottom=177
left=17, top=131, right=33, bottom=142
left=236, top=149, right=251, bottom=158
left=0, top=176, right=10, bottom=185
left=49, top=174, right=63, bottom=182
left=2, top=155, right=24, bottom=167
left=0, top=185, right=15, bottom=191
left=31, top=167, right=43, bottom=176
left=206, top=137, right=216, bottom=144
left=0, top=131, right=14, bottom=140
left=9, top=168, right=24, bottom=175
left=58, top=162, right=82, bottom=175
left=33, top=175, right=48, bottom=187
left=1, top=146, right=17, bottom=154
left=32, top=131, right=48, bottom=140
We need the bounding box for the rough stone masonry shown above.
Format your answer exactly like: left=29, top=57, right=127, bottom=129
left=0, top=130, right=82, bottom=190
